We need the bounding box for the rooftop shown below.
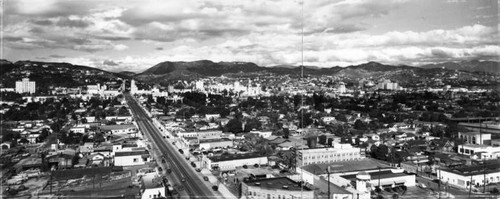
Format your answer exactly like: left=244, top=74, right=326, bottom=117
left=100, top=124, right=135, bottom=130
left=440, top=162, right=500, bottom=176
left=115, top=150, right=149, bottom=157
left=52, top=166, right=123, bottom=180
left=244, top=177, right=312, bottom=191
left=199, top=138, right=231, bottom=143
left=142, top=173, right=164, bottom=189
left=208, top=152, right=266, bottom=162
left=341, top=169, right=409, bottom=181
left=301, top=158, right=390, bottom=175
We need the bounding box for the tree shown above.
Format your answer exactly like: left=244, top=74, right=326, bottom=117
left=318, top=135, right=327, bottom=145
left=306, top=136, right=318, bottom=149
left=225, top=119, right=243, bottom=134
left=354, top=119, right=368, bottom=130
left=37, top=129, right=50, bottom=143
left=244, top=118, right=262, bottom=132
left=283, top=128, right=290, bottom=139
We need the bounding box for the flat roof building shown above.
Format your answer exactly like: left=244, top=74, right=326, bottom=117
left=241, top=177, right=314, bottom=199
left=202, top=153, right=268, bottom=171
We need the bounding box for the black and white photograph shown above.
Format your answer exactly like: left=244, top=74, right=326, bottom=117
left=1, top=0, right=499, bottom=198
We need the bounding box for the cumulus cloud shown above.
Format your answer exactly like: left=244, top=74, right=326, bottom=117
left=103, top=60, right=119, bottom=66
left=2, top=0, right=499, bottom=70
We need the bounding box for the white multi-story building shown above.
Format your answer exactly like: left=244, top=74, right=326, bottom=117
left=130, top=79, right=138, bottom=94
left=15, top=78, right=36, bottom=94
left=297, top=143, right=362, bottom=166
left=241, top=177, right=314, bottom=199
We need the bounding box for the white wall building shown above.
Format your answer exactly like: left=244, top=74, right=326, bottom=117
left=202, top=153, right=268, bottom=171
left=199, top=138, right=233, bottom=150
left=458, top=132, right=491, bottom=145
left=140, top=172, right=166, bottom=199
left=15, top=78, right=36, bottom=94
left=241, top=177, right=315, bottom=199
left=297, top=144, right=362, bottom=166
left=114, top=150, right=149, bottom=166
left=177, top=130, right=223, bottom=139
left=437, top=163, right=500, bottom=190
left=458, top=144, right=500, bottom=160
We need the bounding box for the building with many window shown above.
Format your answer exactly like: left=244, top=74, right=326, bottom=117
left=15, top=78, right=36, bottom=94
left=458, top=132, right=491, bottom=145
left=297, top=143, right=362, bottom=166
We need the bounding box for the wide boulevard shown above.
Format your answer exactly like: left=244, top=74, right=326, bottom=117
left=125, top=93, right=217, bottom=199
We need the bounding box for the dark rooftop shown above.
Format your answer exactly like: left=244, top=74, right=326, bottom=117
left=244, top=177, right=312, bottom=191
left=441, top=162, right=500, bottom=176
left=208, top=153, right=265, bottom=162
left=52, top=166, right=123, bottom=180
left=199, top=138, right=231, bottom=143
left=115, top=150, right=149, bottom=157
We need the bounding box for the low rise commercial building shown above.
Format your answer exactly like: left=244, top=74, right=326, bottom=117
left=458, top=132, right=491, bottom=145
left=458, top=144, right=500, bottom=160
left=141, top=172, right=166, bottom=199
left=114, top=150, right=150, bottom=166
left=176, top=130, right=223, bottom=139
left=199, top=138, right=233, bottom=150
left=241, top=177, right=314, bottom=199
left=437, top=163, right=500, bottom=190
left=201, top=153, right=268, bottom=171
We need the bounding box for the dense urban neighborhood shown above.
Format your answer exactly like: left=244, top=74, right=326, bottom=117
left=1, top=59, right=500, bottom=199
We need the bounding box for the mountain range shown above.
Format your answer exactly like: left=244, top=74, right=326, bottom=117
left=1, top=59, right=498, bottom=88
left=421, top=60, right=499, bottom=74
left=133, top=60, right=499, bottom=85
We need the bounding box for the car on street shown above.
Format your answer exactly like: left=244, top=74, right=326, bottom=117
left=196, top=168, right=201, bottom=172
left=417, top=183, right=427, bottom=189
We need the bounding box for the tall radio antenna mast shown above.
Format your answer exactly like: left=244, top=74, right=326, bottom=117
left=301, top=0, right=304, bottom=79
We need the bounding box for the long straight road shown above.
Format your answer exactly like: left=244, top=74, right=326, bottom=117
left=125, top=93, right=218, bottom=199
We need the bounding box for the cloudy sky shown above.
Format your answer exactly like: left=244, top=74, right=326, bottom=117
left=2, top=0, right=499, bottom=72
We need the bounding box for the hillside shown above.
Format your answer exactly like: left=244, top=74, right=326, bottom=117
left=0, top=60, right=129, bottom=93
left=421, top=60, right=500, bottom=74
left=136, top=60, right=500, bottom=87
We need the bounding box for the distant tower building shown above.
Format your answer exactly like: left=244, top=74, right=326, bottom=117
left=195, top=81, right=204, bottom=91
left=338, top=82, right=346, bottom=93
left=130, top=79, right=138, bottom=94
left=15, top=78, right=36, bottom=94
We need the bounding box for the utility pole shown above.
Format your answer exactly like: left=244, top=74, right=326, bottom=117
left=327, top=166, right=331, bottom=199
left=438, top=169, right=441, bottom=199
left=483, top=162, right=486, bottom=193
left=468, top=174, right=472, bottom=198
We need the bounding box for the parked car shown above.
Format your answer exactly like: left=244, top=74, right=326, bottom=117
left=203, top=176, right=209, bottom=181
left=196, top=168, right=201, bottom=172
left=417, top=183, right=427, bottom=189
